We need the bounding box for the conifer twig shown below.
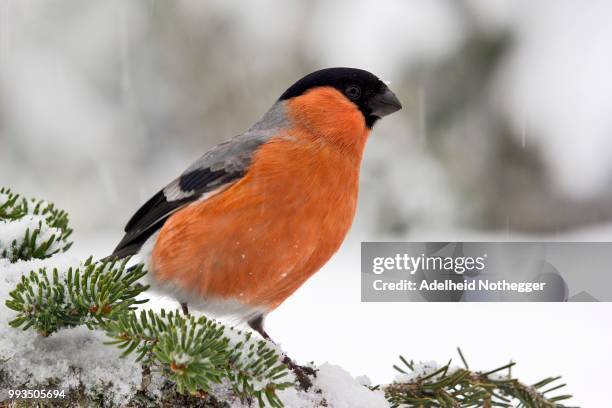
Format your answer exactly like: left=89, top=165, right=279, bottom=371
left=0, top=187, right=73, bottom=261
left=384, top=349, right=575, bottom=407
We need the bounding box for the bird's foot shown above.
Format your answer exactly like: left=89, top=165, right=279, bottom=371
left=180, top=302, right=189, bottom=316
left=246, top=315, right=316, bottom=389
left=282, top=355, right=317, bottom=391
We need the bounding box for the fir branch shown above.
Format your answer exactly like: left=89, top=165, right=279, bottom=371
left=384, top=349, right=575, bottom=407
left=0, top=187, right=73, bottom=262
left=102, top=309, right=293, bottom=407
left=5, top=257, right=149, bottom=336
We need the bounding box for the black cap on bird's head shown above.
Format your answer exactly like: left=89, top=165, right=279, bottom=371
left=279, top=67, right=402, bottom=128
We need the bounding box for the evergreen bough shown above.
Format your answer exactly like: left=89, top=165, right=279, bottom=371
left=5, top=255, right=292, bottom=406
left=0, top=187, right=73, bottom=261
left=383, top=349, right=575, bottom=407
left=6, top=258, right=149, bottom=336
left=103, top=309, right=293, bottom=406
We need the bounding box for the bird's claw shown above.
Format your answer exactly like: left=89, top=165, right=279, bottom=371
left=282, top=355, right=317, bottom=391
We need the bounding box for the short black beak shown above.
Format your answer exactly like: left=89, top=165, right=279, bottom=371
left=369, top=86, right=402, bottom=118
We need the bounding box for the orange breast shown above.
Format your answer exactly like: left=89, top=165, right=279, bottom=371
left=151, top=88, right=369, bottom=310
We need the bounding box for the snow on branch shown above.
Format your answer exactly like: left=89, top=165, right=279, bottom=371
left=6, top=258, right=149, bottom=337
left=103, top=309, right=293, bottom=406
left=0, top=187, right=72, bottom=262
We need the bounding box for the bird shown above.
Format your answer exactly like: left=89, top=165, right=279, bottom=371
left=109, top=67, right=401, bottom=341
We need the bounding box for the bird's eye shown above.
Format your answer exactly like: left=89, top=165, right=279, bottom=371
left=345, top=85, right=361, bottom=100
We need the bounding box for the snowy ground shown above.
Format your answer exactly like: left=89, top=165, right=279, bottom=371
left=70, top=226, right=612, bottom=407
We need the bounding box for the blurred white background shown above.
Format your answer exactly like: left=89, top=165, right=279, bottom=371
left=4, top=0, right=612, bottom=235
left=2, top=1, right=612, bottom=406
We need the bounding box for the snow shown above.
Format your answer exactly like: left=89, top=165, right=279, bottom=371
left=275, top=364, right=389, bottom=408
left=0, top=222, right=391, bottom=407
left=171, top=352, right=192, bottom=366
left=0, top=252, right=150, bottom=405
left=221, top=325, right=295, bottom=392
left=311, top=364, right=388, bottom=408
left=393, top=361, right=461, bottom=383
left=0, top=215, right=64, bottom=260
left=0, top=191, right=68, bottom=261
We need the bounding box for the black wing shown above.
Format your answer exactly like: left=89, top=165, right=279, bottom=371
left=109, top=137, right=273, bottom=259
left=109, top=102, right=288, bottom=260
left=109, top=169, right=242, bottom=259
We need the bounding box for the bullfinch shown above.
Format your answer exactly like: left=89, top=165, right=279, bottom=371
left=110, top=67, right=402, bottom=341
